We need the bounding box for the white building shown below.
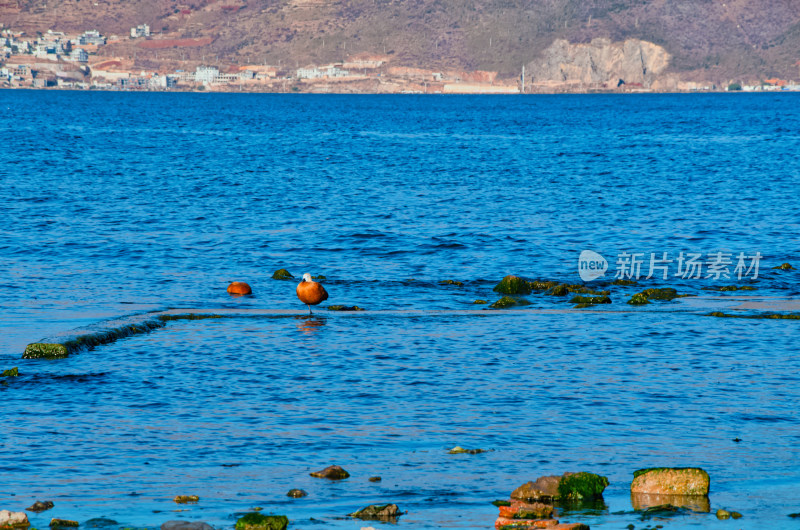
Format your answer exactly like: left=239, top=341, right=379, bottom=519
left=67, top=48, right=89, bottom=63
left=130, top=24, right=150, bottom=38
left=194, top=65, right=219, bottom=84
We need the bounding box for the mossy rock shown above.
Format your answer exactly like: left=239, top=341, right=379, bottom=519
left=50, top=520, right=79, bottom=528
left=23, top=343, right=69, bottom=359
left=708, top=311, right=800, bottom=320
left=327, top=305, right=364, bottom=311
left=546, top=284, right=569, bottom=296
left=627, top=293, right=651, bottom=305
left=1, top=367, right=19, bottom=377
left=557, top=471, right=609, bottom=500
left=531, top=280, right=559, bottom=291
left=568, top=286, right=610, bottom=295
left=773, top=263, right=795, bottom=270
left=235, top=513, right=288, bottom=530
left=492, top=500, right=511, bottom=507
left=494, top=275, right=533, bottom=295
left=173, top=495, right=199, bottom=504
left=311, top=275, right=326, bottom=280
left=489, top=296, right=531, bottom=309
left=439, top=279, right=464, bottom=286
left=703, top=285, right=757, bottom=291
left=611, top=279, right=637, bottom=286
left=641, top=287, right=678, bottom=300
left=716, top=509, right=731, bottom=519
left=472, top=299, right=488, bottom=304
left=348, top=504, right=401, bottom=520
left=570, top=295, right=611, bottom=307
left=271, top=269, right=294, bottom=280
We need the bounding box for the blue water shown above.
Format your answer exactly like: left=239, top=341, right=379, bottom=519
left=1, top=91, right=799, bottom=529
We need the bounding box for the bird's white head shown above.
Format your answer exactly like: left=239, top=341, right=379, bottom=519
left=302, top=273, right=313, bottom=282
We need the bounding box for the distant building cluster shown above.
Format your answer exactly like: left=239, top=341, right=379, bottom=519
left=1, top=28, right=106, bottom=65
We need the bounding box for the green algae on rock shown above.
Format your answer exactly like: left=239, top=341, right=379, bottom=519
left=50, top=520, right=79, bottom=528
left=708, top=311, right=800, bottom=320
left=492, top=500, right=512, bottom=507
left=473, top=299, right=488, bottom=304
left=311, top=275, right=326, bottom=280
left=557, top=472, right=609, bottom=500
left=348, top=504, right=401, bottom=521
left=611, top=279, right=638, bottom=286
left=628, top=287, right=682, bottom=305
left=173, top=495, right=199, bottom=504
left=493, top=275, right=534, bottom=295
left=701, top=285, right=757, bottom=291
left=327, top=305, right=365, bottom=311
left=439, top=279, right=464, bottom=286
left=271, top=269, right=294, bottom=280
left=1, top=367, right=18, bottom=377
left=489, top=296, right=531, bottom=309
left=627, top=293, right=651, bottom=305
left=631, top=467, right=709, bottom=496
left=773, top=263, right=795, bottom=270
left=23, top=317, right=166, bottom=359
left=235, top=513, right=288, bottom=530
left=570, top=295, right=611, bottom=308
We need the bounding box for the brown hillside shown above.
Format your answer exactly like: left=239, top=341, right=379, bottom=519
left=2, top=0, right=799, bottom=82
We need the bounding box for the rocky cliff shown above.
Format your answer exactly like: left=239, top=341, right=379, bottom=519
left=527, top=38, right=670, bottom=87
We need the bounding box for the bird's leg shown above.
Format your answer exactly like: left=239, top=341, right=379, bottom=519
left=308, top=304, right=313, bottom=315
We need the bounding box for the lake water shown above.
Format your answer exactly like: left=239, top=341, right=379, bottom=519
left=1, top=91, right=799, bottom=529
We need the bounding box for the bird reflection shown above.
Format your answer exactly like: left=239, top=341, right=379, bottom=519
left=296, top=316, right=326, bottom=335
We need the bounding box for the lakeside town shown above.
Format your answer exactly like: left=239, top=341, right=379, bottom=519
left=3, top=24, right=800, bottom=94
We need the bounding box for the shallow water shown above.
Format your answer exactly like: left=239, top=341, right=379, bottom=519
left=1, top=91, right=799, bottom=529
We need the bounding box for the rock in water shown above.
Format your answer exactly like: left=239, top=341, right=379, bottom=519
left=0, top=510, right=29, bottom=529
left=558, top=472, right=609, bottom=500
left=498, top=501, right=554, bottom=519
left=631, top=468, right=710, bottom=496
left=716, top=509, right=731, bottom=519
left=161, top=522, right=215, bottom=530
left=235, top=513, right=288, bottom=530
left=227, top=281, right=252, bottom=295
left=173, top=495, right=199, bottom=504
left=26, top=500, right=54, bottom=512
left=349, top=504, right=401, bottom=520
left=272, top=269, right=294, bottom=280
left=286, top=489, right=308, bottom=498
left=493, top=275, right=533, bottom=295
left=368, top=476, right=382, bottom=482
left=511, top=475, right=561, bottom=502
left=50, top=519, right=79, bottom=528
left=310, top=465, right=350, bottom=479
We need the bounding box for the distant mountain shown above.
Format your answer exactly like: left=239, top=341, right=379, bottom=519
left=3, top=0, right=800, bottom=82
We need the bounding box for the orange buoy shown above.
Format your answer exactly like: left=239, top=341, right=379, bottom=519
left=227, top=281, right=252, bottom=295
left=296, top=273, right=328, bottom=314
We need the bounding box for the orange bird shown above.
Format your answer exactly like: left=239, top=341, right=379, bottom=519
left=296, top=273, right=328, bottom=314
